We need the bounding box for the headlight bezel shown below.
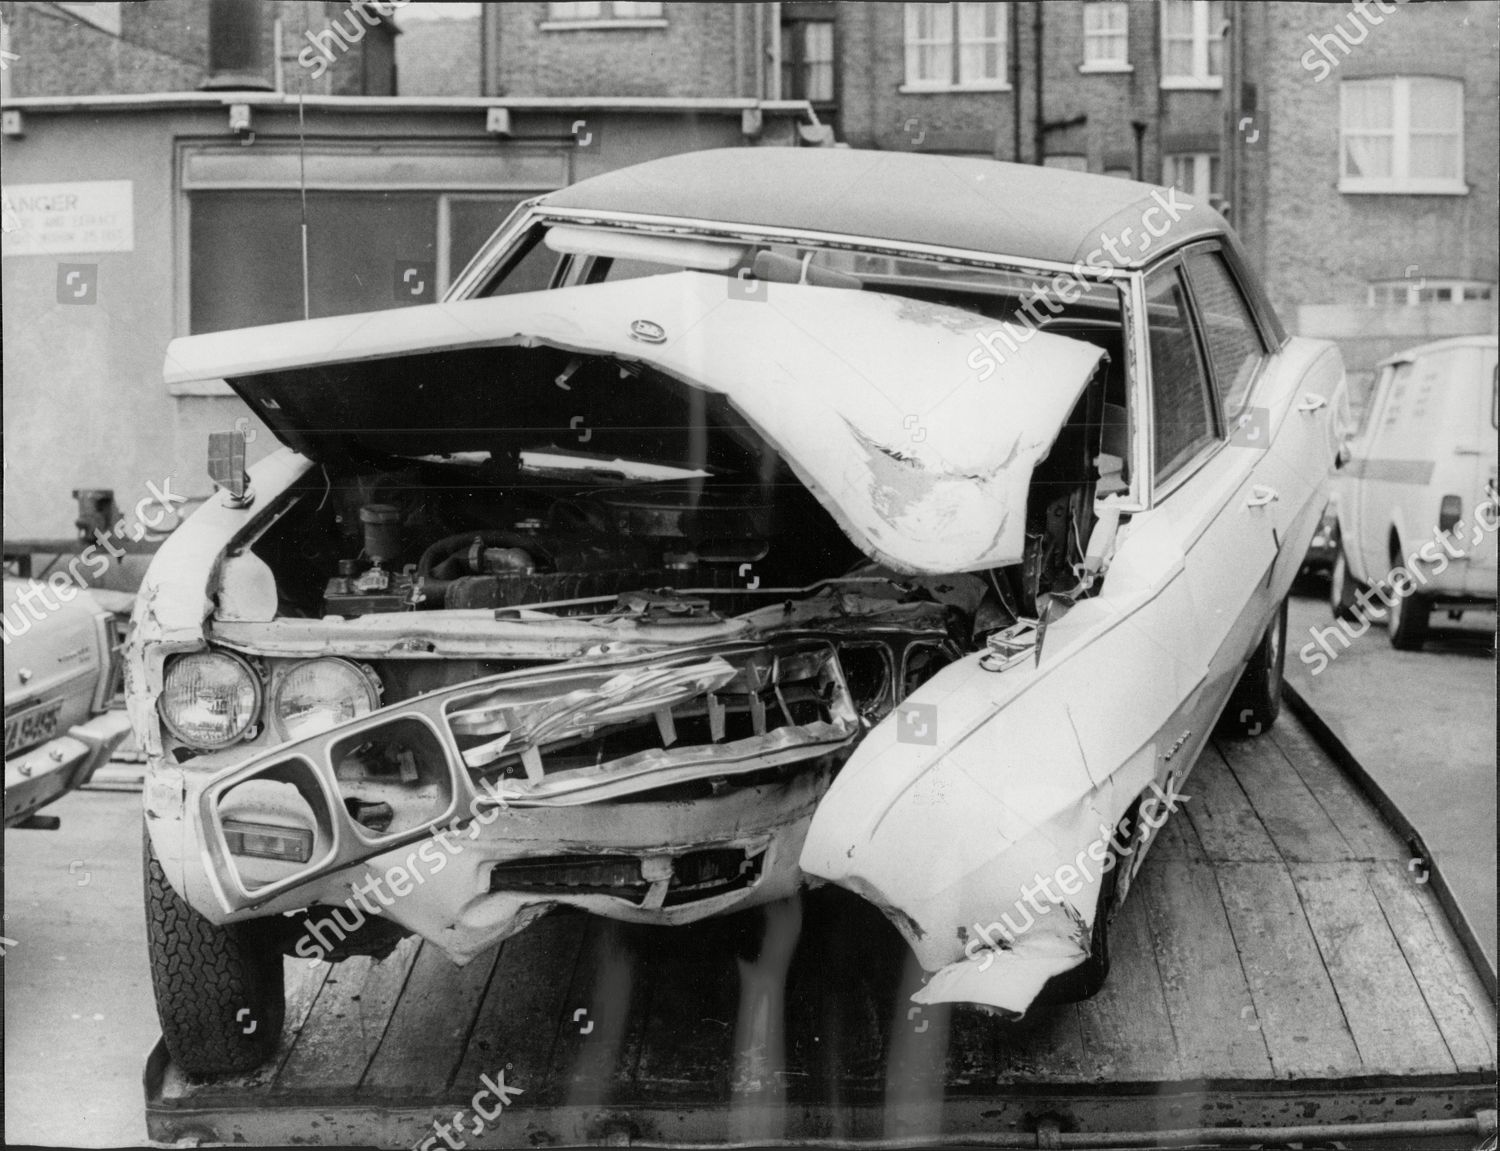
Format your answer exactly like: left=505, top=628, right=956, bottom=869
left=158, top=649, right=264, bottom=750
left=268, top=657, right=383, bottom=743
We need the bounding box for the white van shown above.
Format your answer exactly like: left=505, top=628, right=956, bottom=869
left=1327, top=335, right=1498, bottom=648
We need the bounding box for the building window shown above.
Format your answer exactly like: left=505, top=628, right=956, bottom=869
left=1163, top=152, right=1220, bottom=200
left=903, top=3, right=1008, bottom=91
left=1104, top=166, right=1135, bottom=180
left=1082, top=1, right=1130, bottom=71
left=1161, top=0, right=1223, bottom=89
left=1367, top=279, right=1494, bottom=306
left=1340, top=76, right=1466, bottom=194
left=783, top=19, right=835, bottom=103
left=544, top=2, right=665, bottom=27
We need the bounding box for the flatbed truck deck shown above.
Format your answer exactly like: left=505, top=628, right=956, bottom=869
left=145, top=701, right=1497, bottom=1149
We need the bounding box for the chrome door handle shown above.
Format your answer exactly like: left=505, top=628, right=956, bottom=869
left=1296, top=393, right=1327, bottom=412
left=1246, top=485, right=1279, bottom=508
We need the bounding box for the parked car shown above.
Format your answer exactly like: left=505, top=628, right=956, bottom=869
left=129, top=148, right=1347, bottom=1073
left=5, top=578, right=133, bottom=828
left=1325, top=335, right=1498, bottom=648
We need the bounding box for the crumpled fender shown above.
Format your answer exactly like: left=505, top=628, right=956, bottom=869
left=801, top=572, right=1201, bottom=1015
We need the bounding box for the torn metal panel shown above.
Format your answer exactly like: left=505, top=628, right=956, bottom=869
left=162, top=274, right=1105, bottom=575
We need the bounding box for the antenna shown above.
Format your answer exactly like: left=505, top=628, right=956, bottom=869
left=298, top=86, right=310, bottom=321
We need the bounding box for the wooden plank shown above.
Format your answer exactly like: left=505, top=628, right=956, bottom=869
left=993, top=1003, right=1088, bottom=1083
left=1215, top=862, right=1360, bottom=1078
left=1075, top=889, right=1183, bottom=1083
left=1179, top=744, right=1280, bottom=863
left=1268, top=719, right=1405, bottom=860
left=1138, top=858, right=1274, bottom=1079
left=786, top=889, right=909, bottom=1093
left=451, top=911, right=589, bottom=1103
left=361, top=939, right=501, bottom=1097
left=629, top=916, right=740, bottom=1098
left=1367, top=862, right=1496, bottom=1072
left=546, top=918, right=647, bottom=1105
left=1217, top=735, right=1354, bottom=863
left=272, top=935, right=421, bottom=1096
left=1147, top=798, right=1207, bottom=861
left=1291, top=862, right=1455, bottom=1076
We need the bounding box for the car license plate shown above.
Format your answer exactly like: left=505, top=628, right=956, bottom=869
left=5, top=700, right=64, bottom=759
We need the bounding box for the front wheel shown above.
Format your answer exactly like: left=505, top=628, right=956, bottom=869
left=1330, top=546, right=1361, bottom=622
left=1387, top=584, right=1430, bottom=650
left=144, top=827, right=285, bottom=1075
left=1220, top=597, right=1287, bottom=738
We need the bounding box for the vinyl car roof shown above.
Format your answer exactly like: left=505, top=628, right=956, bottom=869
left=540, top=147, right=1231, bottom=269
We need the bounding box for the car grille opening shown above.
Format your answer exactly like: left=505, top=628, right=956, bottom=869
left=488, top=846, right=763, bottom=906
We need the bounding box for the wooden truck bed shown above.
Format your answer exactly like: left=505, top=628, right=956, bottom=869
left=145, top=704, right=1497, bottom=1149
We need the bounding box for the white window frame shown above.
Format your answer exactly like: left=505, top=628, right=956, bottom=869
left=1081, top=1, right=1131, bottom=73
left=1160, top=0, right=1223, bottom=90
left=1339, top=76, right=1467, bottom=195
left=1163, top=152, right=1220, bottom=200
left=901, top=3, right=1010, bottom=93
left=541, top=2, right=667, bottom=32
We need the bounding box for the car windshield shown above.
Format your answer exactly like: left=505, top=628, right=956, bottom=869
left=475, top=218, right=1121, bottom=324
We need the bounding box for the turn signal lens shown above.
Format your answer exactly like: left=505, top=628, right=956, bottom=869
left=222, top=818, right=313, bottom=863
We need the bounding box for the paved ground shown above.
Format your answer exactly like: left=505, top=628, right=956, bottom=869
left=4, top=597, right=1494, bottom=1147
left=4, top=787, right=156, bottom=1147
left=1286, top=584, right=1497, bottom=974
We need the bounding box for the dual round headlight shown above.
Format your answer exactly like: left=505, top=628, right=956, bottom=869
left=159, top=651, right=262, bottom=749
left=272, top=658, right=381, bottom=741
left=160, top=653, right=380, bottom=748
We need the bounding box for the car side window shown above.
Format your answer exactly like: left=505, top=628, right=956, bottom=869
left=1145, top=265, right=1217, bottom=484
left=1183, top=250, right=1267, bottom=421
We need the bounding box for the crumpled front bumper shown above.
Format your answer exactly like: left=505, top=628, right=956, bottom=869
left=147, top=636, right=860, bottom=962
left=5, top=710, right=133, bottom=827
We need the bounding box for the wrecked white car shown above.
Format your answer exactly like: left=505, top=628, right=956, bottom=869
left=129, top=148, right=1348, bottom=1073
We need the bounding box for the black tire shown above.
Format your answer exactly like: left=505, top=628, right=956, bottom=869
left=1387, top=582, right=1430, bottom=650
left=1329, top=545, right=1361, bottom=622
left=1220, top=597, right=1287, bottom=738
left=1039, top=891, right=1111, bottom=1003
left=144, top=826, right=285, bottom=1075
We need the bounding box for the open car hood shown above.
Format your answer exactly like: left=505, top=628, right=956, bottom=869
left=164, top=273, right=1103, bottom=575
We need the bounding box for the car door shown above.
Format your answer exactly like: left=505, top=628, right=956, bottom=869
left=1129, top=256, right=1279, bottom=741
left=1353, top=357, right=1420, bottom=579
left=1338, top=362, right=1395, bottom=584
left=1179, top=245, right=1337, bottom=604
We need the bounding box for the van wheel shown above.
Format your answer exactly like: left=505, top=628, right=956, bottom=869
left=1220, top=597, right=1287, bottom=737
left=1330, top=546, right=1361, bottom=622
left=1387, top=584, right=1430, bottom=650
left=144, top=827, right=285, bottom=1075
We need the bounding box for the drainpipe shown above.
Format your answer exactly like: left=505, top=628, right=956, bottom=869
left=201, top=0, right=273, bottom=90
left=768, top=2, right=782, bottom=100
left=733, top=3, right=744, bottom=98
left=1009, top=1, right=1021, bottom=160
left=1032, top=0, right=1044, bottom=164
left=754, top=3, right=765, bottom=98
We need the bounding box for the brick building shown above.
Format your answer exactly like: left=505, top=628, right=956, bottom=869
left=1238, top=0, right=1498, bottom=381
left=0, top=0, right=398, bottom=99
